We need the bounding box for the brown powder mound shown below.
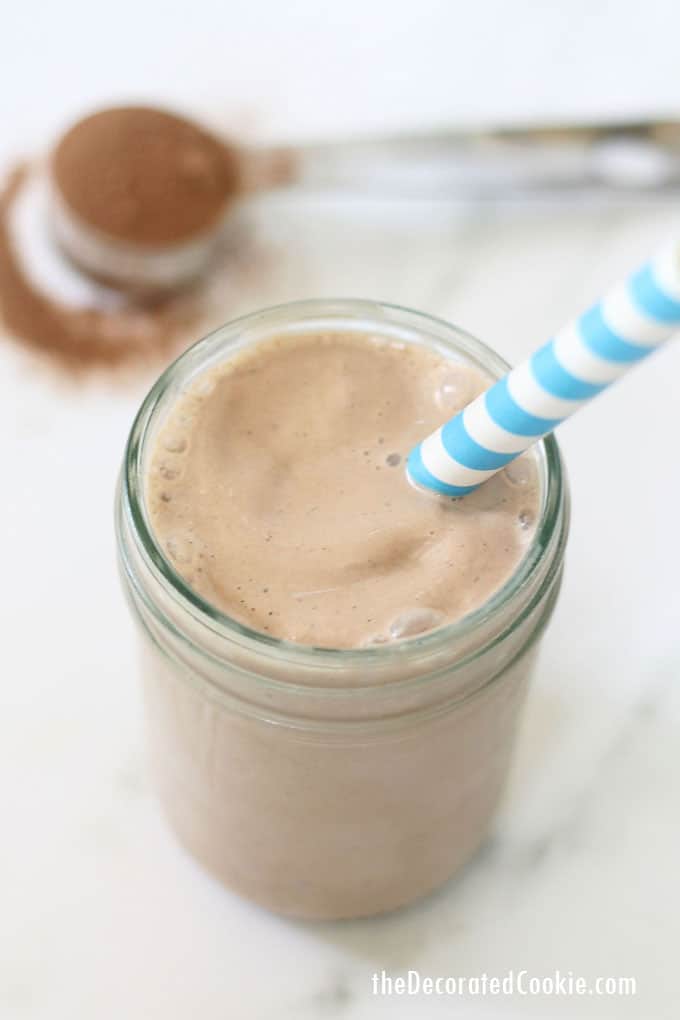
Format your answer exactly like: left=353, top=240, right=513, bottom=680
left=0, top=166, right=197, bottom=373
left=51, top=106, right=241, bottom=247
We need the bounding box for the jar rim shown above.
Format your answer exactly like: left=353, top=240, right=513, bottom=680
left=119, top=298, right=568, bottom=671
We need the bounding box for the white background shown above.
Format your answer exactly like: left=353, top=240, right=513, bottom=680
left=4, top=0, right=680, bottom=153
left=2, top=3, right=680, bottom=1019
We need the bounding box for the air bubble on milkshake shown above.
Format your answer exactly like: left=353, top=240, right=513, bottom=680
left=388, top=608, right=445, bottom=640
left=163, top=435, right=187, bottom=454
left=166, top=535, right=194, bottom=564
left=159, top=463, right=178, bottom=480
left=434, top=368, right=470, bottom=413
left=518, top=509, right=534, bottom=531
left=362, top=632, right=389, bottom=647
left=503, top=456, right=532, bottom=487
left=386, top=452, right=401, bottom=467
left=160, top=491, right=172, bottom=503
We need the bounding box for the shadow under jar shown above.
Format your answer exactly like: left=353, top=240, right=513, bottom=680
left=115, top=299, right=569, bottom=920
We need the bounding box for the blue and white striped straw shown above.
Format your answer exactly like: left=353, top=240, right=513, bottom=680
left=407, top=241, right=680, bottom=496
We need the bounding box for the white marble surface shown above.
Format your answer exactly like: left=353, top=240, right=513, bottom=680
left=3, top=4, right=680, bottom=1018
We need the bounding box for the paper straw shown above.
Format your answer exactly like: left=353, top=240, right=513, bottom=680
left=407, top=241, right=680, bottom=496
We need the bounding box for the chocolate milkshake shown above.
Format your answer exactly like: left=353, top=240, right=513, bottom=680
left=148, top=332, right=539, bottom=646
left=116, top=300, right=569, bottom=919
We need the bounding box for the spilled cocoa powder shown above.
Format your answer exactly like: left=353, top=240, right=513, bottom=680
left=0, top=166, right=197, bottom=373
left=0, top=105, right=295, bottom=374
left=52, top=107, right=241, bottom=246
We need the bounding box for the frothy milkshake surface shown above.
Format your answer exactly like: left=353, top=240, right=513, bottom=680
left=147, top=332, right=539, bottom=648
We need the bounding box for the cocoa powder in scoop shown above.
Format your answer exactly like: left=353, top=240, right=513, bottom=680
left=0, top=106, right=281, bottom=374
left=0, top=166, right=196, bottom=373
left=51, top=106, right=240, bottom=246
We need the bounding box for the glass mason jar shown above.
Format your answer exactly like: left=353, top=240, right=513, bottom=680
left=115, top=299, right=569, bottom=920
